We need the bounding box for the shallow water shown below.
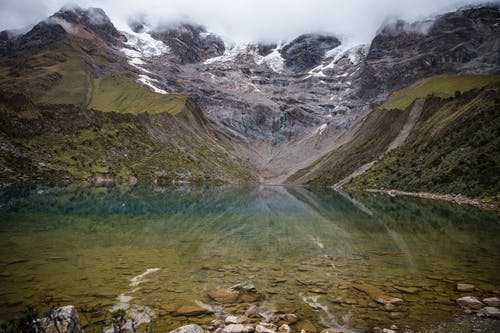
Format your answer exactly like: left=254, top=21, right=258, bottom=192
left=0, top=185, right=499, bottom=332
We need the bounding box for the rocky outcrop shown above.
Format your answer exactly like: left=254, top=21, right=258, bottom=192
left=39, top=306, right=84, bottom=333
left=359, top=6, right=500, bottom=104
left=51, top=6, right=126, bottom=45
left=281, top=34, right=340, bottom=72
left=151, top=23, right=225, bottom=64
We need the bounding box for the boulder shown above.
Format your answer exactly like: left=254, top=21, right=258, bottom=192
left=169, top=324, right=204, bottom=333
left=39, top=306, right=84, bottom=333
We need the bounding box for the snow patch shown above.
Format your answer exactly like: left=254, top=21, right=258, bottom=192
left=205, top=41, right=285, bottom=73
left=255, top=43, right=285, bottom=73
left=317, top=124, right=328, bottom=136
left=50, top=17, right=76, bottom=34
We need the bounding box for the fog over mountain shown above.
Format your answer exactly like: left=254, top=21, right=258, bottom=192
left=0, top=0, right=493, bottom=44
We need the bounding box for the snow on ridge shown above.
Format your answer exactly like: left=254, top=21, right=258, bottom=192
left=204, top=41, right=285, bottom=73
left=308, top=43, right=369, bottom=77
left=138, top=74, right=167, bottom=94
left=255, top=43, right=285, bottom=73
left=120, top=28, right=170, bottom=94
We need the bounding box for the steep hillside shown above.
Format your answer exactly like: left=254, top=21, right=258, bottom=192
left=291, top=75, right=500, bottom=202
left=0, top=10, right=256, bottom=185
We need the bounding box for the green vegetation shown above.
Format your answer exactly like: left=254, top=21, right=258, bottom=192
left=297, top=77, right=500, bottom=202
left=0, top=35, right=256, bottom=185
left=89, top=74, right=188, bottom=115
left=382, top=74, right=500, bottom=110
left=356, top=84, right=500, bottom=201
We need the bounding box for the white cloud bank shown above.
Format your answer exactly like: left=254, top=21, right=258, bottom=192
left=0, top=0, right=494, bottom=44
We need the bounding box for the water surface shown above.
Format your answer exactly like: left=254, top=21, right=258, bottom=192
left=0, top=185, right=499, bottom=332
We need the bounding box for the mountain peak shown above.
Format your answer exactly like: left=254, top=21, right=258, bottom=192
left=50, top=6, right=125, bottom=45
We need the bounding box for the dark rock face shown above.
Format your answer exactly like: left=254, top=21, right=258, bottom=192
left=281, top=34, right=340, bottom=72
left=52, top=6, right=126, bottom=45
left=4, top=22, right=68, bottom=55
left=152, top=23, right=225, bottom=64
left=257, top=43, right=278, bottom=56
left=360, top=6, right=500, bottom=103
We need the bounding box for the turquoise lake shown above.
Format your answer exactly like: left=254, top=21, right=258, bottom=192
left=0, top=185, right=499, bottom=332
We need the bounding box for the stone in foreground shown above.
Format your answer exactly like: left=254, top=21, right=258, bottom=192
left=39, top=306, right=84, bottom=333
left=169, top=324, right=204, bottom=333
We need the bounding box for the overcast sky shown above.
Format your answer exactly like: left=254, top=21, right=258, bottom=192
left=0, top=0, right=493, bottom=44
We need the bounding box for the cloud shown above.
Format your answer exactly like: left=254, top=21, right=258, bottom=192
left=0, top=0, right=493, bottom=44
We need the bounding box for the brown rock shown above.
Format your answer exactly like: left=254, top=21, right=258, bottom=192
left=387, top=312, right=405, bottom=319
left=394, top=286, right=418, bottom=294
left=175, top=305, right=210, bottom=317
left=279, top=324, right=292, bottom=333
left=283, top=314, right=298, bottom=324
left=209, top=288, right=241, bottom=303
left=482, top=297, right=500, bottom=307
left=296, top=320, right=317, bottom=333
left=456, top=283, right=475, bottom=292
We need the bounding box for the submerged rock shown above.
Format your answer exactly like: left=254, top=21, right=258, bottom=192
left=482, top=306, right=500, bottom=319
left=456, top=296, right=483, bottom=309
left=256, top=323, right=277, bottom=333
left=222, top=324, right=255, bottom=333
left=39, top=306, right=84, bottom=333
left=296, top=319, right=317, bottom=333
left=394, top=286, right=419, bottom=294
left=456, top=283, right=475, bottom=292
left=482, top=297, right=500, bottom=307
left=226, top=315, right=249, bottom=324
left=278, top=324, right=292, bottom=333
left=169, top=324, right=204, bottom=333
left=175, top=304, right=211, bottom=317
left=209, top=284, right=263, bottom=303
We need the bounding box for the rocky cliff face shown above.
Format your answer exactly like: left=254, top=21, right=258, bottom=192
left=0, top=4, right=498, bottom=187
left=359, top=6, right=500, bottom=104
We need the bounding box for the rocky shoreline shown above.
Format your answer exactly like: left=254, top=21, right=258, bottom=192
left=23, top=282, right=499, bottom=333
left=365, top=189, right=499, bottom=210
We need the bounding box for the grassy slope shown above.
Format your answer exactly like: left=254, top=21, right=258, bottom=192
left=0, top=36, right=256, bottom=184
left=296, top=75, right=500, bottom=201
left=89, top=74, right=187, bottom=115
left=355, top=85, right=500, bottom=201
left=382, top=74, right=500, bottom=110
